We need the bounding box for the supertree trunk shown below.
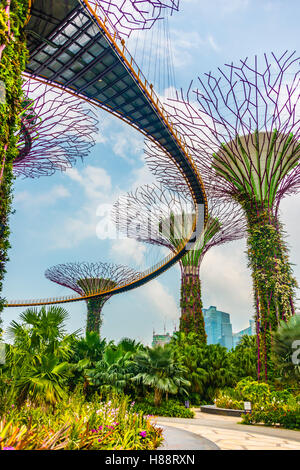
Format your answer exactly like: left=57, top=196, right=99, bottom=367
left=243, top=201, right=297, bottom=381
left=86, top=297, right=108, bottom=336
left=46, top=262, right=140, bottom=337
left=113, top=184, right=244, bottom=344
left=0, top=0, right=28, bottom=314
left=179, top=265, right=207, bottom=343
left=143, top=52, right=299, bottom=382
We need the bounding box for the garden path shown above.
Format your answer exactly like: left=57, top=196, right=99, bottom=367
left=154, top=410, right=300, bottom=450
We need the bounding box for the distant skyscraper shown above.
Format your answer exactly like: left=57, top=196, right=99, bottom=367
left=203, top=306, right=233, bottom=350
left=232, top=320, right=256, bottom=348
left=152, top=310, right=257, bottom=350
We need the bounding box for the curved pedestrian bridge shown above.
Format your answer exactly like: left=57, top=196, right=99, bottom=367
left=6, top=0, right=207, bottom=307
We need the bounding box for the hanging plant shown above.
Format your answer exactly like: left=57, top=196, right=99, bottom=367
left=240, top=198, right=298, bottom=381
left=179, top=271, right=207, bottom=343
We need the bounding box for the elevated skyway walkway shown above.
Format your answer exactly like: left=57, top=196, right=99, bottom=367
left=6, top=0, right=208, bottom=307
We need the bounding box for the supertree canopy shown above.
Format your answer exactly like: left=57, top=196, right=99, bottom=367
left=45, top=262, right=140, bottom=335
left=113, top=183, right=245, bottom=341
left=15, top=78, right=98, bottom=178
left=149, top=51, right=299, bottom=381
left=0, top=73, right=98, bottom=317
left=88, top=0, right=180, bottom=38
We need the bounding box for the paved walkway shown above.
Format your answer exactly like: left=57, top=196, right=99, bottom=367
left=153, top=410, right=300, bottom=450
left=158, top=425, right=219, bottom=450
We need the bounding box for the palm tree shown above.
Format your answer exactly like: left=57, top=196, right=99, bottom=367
left=170, top=332, right=234, bottom=403
left=8, top=306, right=76, bottom=355
left=6, top=306, right=77, bottom=406
left=69, top=331, right=108, bottom=395
left=133, top=345, right=190, bottom=406
left=13, top=355, right=71, bottom=406
left=87, top=338, right=144, bottom=395
left=272, top=315, right=300, bottom=388
left=230, top=335, right=257, bottom=381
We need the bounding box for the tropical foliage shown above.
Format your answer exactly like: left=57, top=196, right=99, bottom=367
left=4, top=306, right=78, bottom=407
left=215, top=377, right=300, bottom=430
left=133, top=345, right=190, bottom=406
left=1, top=305, right=299, bottom=446
left=245, top=207, right=297, bottom=382
left=88, top=338, right=143, bottom=396
left=272, top=315, right=300, bottom=387
left=228, top=335, right=257, bottom=381
left=170, top=331, right=235, bottom=403
left=180, top=275, right=206, bottom=342
left=0, top=393, right=163, bottom=450
left=133, top=398, right=194, bottom=419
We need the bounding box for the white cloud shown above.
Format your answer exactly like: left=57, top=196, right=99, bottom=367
left=111, top=130, right=144, bottom=163
left=15, top=185, right=70, bottom=207
left=51, top=204, right=98, bottom=249
left=49, top=166, right=116, bottom=249
left=94, top=110, right=144, bottom=164
left=161, top=30, right=221, bottom=68
left=140, top=279, right=180, bottom=321
left=219, top=0, right=249, bottom=13
left=130, top=164, right=155, bottom=189
left=66, top=166, right=112, bottom=200
left=201, top=239, right=253, bottom=331
left=50, top=160, right=154, bottom=250
left=207, top=35, right=220, bottom=52
left=110, top=238, right=147, bottom=265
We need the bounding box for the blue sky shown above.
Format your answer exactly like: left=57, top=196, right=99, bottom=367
left=2, top=0, right=300, bottom=345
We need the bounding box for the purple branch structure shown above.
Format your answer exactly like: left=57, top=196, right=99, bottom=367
left=164, top=51, right=300, bottom=210
left=14, top=78, right=98, bottom=178
left=45, top=262, right=140, bottom=335
left=113, top=183, right=245, bottom=338
left=88, top=0, right=180, bottom=38
left=147, top=51, right=299, bottom=380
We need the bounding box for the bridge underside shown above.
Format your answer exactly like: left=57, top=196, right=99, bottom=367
left=25, top=0, right=205, bottom=205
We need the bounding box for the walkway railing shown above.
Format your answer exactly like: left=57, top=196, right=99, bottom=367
left=5, top=1, right=207, bottom=307
left=6, top=236, right=193, bottom=306
left=82, top=0, right=206, bottom=206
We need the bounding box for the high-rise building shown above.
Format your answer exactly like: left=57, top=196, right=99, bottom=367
left=203, top=306, right=233, bottom=350
left=151, top=310, right=257, bottom=350
left=232, top=320, right=256, bottom=348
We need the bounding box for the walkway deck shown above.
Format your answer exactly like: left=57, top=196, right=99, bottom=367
left=154, top=410, right=300, bottom=450
left=158, top=425, right=219, bottom=450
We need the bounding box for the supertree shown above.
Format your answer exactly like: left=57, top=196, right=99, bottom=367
left=112, top=183, right=245, bottom=341
left=14, top=77, right=98, bottom=177
left=147, top=51, right=300, bottom=380
left=45, top=262, right=140, bottom=335
left=0, top=75, right=98, bottom=318
left=88, top=0, right=180, bottom=38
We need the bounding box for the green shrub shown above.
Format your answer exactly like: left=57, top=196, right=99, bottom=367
left=133, top=399, right=195, bottom=419
left=268, top=390, right=295, bottom=405
left=215, top=394, right=244, bottom=410
left=215, top=379, right=298, bottom=414
left=236, top=378, right=271, bottom=403
left=215, top=379, right=300, bottom=430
